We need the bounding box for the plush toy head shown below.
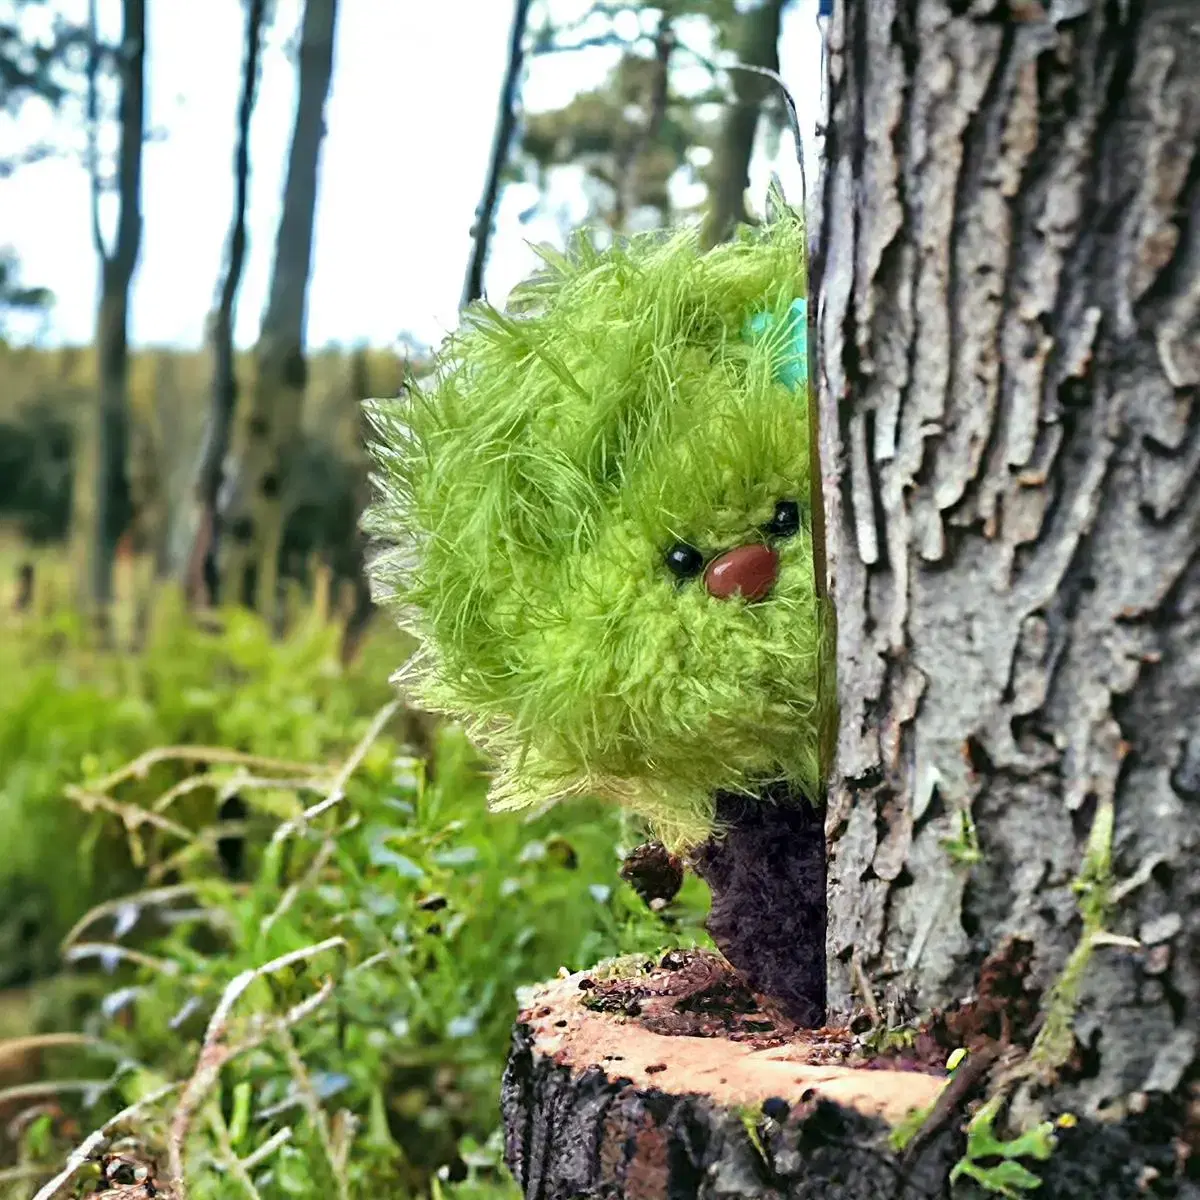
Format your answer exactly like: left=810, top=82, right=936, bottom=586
left=365, top=210, right=831, bottom=849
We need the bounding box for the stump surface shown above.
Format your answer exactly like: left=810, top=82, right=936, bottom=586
left=502, top=951, right=960, bottom=1199
left=502, top=952, right=1199, bottom=1199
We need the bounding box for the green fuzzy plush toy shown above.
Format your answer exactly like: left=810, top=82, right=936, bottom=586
left=365, top=207, right=832, bottom=851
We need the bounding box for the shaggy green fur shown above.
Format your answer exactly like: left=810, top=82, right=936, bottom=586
left=365, top=211, right=831, bottom=848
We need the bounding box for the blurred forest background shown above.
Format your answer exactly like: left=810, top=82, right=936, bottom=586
left=0, top=0, right=824, bottom=1196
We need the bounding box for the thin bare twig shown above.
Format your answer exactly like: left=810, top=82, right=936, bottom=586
left=463, top=0, right=533, bottom=306
left=166, top=940, right=345, bottom=1193
left=7, top=1103, right=67, bottom=1145
left=62, top=884, right=241, bottom=950
left=153, top=773, right=330, bottom=815
left=263, top=700, right=399, bottom=934
left=723, top=62, right=806, bottom=207
left=62, top=942, right=181, bottom=976
left=272, top=700, right=401, bottom=841
left=0, top=1079, right=115, bottom=1107
left=90, top=746, right=326, bottom=796
left=900, top=1045, right=1005, bottom=1166
left=274, top=1027, right=346, bottom=1200
left=238, top=1127, right=293, bottom=1172
left=260, top=837, right=338, bottom=938
left=850, top=950, right=881, bottom=1026
left=146, top=823, right=257, bottom=885
left=64, top=786, right=196, bottom=844
left=0, top=1165, right=54, bottom=1185
left=30, top=1081, right=181, bottom=1200
left=0, top=1033, right=123, bottom=1065
left=208, top=1107, right=265, bottom=1200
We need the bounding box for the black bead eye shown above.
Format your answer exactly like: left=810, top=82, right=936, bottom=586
left=664, top=542, right=705, bottom=579
left=763, top=499, right=801, bottom=539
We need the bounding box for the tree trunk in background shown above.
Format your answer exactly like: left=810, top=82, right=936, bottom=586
left=699, top=0, right=785, bottom=250
left=338, top=345, right=377, bottom=666
left=818, top=0, right=1199, bottom=1176
left=462, top=0, right=532, bottom=308
left=148, top=352, right=189, bottom=579
left=218, top=0, right=337, bottom=613
left=611, top=17, right=673, bottom=235
left=186, top=0, right=266, bottom=608
left=78, top=0, right=144, bottom=624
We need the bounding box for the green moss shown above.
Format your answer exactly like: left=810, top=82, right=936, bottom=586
left=942, top=799, right=1119, bottom=1194
left=1027, top=798, right=1116, bottom=1075
left=735, top=1104, right=769, bottom=1165
left=941, top=806, right=983, bottom=868
left=888, top=1102, right=936, bottom=1153
left=366, top=214, right=832, bottom=849
left=861, top=1023, right=918, bottom=1057
left=585, top=953, right=657, bottom=982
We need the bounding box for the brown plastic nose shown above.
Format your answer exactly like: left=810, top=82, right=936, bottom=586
left=704, top=544, right=779, bottom=602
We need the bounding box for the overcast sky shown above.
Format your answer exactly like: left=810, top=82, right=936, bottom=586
left=0, top=0, right=822, bottom=352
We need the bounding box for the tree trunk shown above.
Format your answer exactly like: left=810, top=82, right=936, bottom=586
left=816, top=0, right=1200, bottom=1176
left=699, top=0, right=786, bottom=251
left=186, top=0, right=266, bottom=608
left=79, top=0, right=144, bottom=623
left=337, top=346, right=377, bottom=665
left=612, top=19, right=674, bottom=235
left=500, top=1, right=1200, bottom=1194
left=462, top=0, right=533, bottom=308
left=218, top=0, right=337, bottom=613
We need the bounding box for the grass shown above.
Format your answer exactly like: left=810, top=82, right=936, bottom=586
left=0, top=553, right=711, bottom=1199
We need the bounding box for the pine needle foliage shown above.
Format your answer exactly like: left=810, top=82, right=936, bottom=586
left=365, top=212, right=829, bottom=848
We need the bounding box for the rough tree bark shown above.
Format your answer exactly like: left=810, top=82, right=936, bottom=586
left=185, top=0, right=266, bottom=608
left=78, top=0, right=144, bottom=621
left=819, top=0, right=1198, bottom=1143
left=500, top=1, right=1200, bottom=1196
left=218, top=0, right=337, bottom=613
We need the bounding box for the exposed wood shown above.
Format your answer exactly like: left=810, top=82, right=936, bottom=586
left=501, top=951, right=1191, bottom=1198
left=499, top=950, right=1190, bottom=1195
left=501, top=951, right=962, bottom=1200
left=815, top=0, right=1200, bottom=1157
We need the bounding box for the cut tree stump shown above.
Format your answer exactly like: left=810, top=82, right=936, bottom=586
left=500, top=950, right=962, bottom=1199
left=500, top=950, right=1198, bottom=1199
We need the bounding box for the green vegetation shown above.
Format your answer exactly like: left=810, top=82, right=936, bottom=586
left=948, top=1095, right=1057, bottom=1197
left=1025, top=798, right=1120, bottom=1079
left=0, top=341, right=413, bottom=591
left=0, top=578, right=709, bottom=1198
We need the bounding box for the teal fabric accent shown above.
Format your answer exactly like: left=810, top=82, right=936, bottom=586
left=745, top=296, right=808, bottom=392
